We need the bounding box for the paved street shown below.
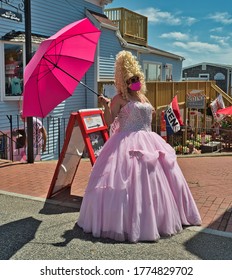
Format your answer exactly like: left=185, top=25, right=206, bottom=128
left=1, top=193, right=232, bottom=260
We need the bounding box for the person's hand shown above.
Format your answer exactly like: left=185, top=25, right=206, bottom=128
left=99, top=95, right=110, bottom=108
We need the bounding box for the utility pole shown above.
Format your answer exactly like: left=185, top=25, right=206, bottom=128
left=24, top=0, right=34, bottom=163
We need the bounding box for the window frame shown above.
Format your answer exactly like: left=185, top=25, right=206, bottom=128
left=164, top=63, right=173, bottom=81
left=2, top=41, right=25, bottom=101
left=143, top=61, right=162, bottom=82
left=1, top=41, right=40, bottom=101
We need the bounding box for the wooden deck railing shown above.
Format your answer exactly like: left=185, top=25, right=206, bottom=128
left=211, top=83, right=232, bottom=105
left=105, top=8, right=148, bottom=46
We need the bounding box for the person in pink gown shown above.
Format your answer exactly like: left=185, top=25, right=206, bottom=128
left=77, top=50, right=201, bottom=243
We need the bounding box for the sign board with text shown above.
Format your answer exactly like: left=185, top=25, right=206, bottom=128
left=186, top=90, right=205, bottom=109
left=47, top=109, right=109, bottom=198
left=77, top=109, right=109, bottom=165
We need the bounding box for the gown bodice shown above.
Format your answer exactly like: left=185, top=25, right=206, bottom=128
left=117, top=101, right=153, bottom=132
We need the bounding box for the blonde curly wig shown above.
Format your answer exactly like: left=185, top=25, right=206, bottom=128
left=114, top=50, right=146, bottom=100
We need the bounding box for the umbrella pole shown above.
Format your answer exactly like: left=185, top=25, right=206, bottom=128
left=43, top=57, right=101, bottom=96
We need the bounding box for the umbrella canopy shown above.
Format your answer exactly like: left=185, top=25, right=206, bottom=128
left=217, top=106, right=232, bottom=115
left=22, top=18, right=101, bottom=118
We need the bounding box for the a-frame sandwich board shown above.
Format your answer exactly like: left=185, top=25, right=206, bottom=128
left=47, top=109, right=109, bottom=198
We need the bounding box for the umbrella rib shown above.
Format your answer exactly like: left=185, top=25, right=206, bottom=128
left=45, top=54, right=93, bottom=64
left=43, top=56, right=99, bottom=96
left=46, top=32, right=99, bottom=54
left=37, top=58, right=55, bottom=81
left=43, top=32, right=100, bottom=75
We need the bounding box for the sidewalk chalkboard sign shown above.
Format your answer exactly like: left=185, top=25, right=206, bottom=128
left=47, top=109, right=109, bottom=198
left=77, top=109, right=109, bottom=165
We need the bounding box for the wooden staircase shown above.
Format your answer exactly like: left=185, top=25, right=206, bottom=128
left=211, top=83, right=232, bottom=106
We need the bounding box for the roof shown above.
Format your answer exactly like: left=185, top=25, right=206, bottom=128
left=87, top=9, right=118, bottom=29
left=146, top=45, right=185, bottom=61
left=183, top=62, right=232, bottom=70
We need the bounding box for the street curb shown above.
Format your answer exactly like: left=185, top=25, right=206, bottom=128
left=186, top=226, right=232, bottom=239
left=177, top=152, right=232, bottom=158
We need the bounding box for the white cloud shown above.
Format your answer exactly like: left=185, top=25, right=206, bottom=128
left=208, top=12, right=232, bottom=24
left=210, top=27, right=223, bottom=32
left=182, top=47, right=232, bottom=67
left=160, top=32, right=189, bottom=41
left=135, top=7, right=196, bottom=26
left=173, top=41, right=221, bottom=53
left=210, top=35, right=230, bottom=46
left=184, top=17, right=198, bottom=26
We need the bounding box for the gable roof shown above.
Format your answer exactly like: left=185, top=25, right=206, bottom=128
left=144, top=45, right=185, bottom=61
left=183, top=62, right=232, bottom=70
left=86, top=9, right=118, bottom=29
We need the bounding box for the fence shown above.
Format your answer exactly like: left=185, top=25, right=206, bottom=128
left=0, top=115, right=69, bottom=162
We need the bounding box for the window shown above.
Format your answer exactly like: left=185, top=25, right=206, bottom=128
left=144, top=62, right=161, bottom=81
left=4, top=43, right=24, bottom=98
left=199, top=73, right=209, bottom=80
left=2, top=42, right=39, bottom=100
left=202, top=64, right=206, bottom=71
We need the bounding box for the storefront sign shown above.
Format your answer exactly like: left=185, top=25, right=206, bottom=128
left=0, top=8, right=22, bottom=22
left=186, top=90, right=205, bottom=109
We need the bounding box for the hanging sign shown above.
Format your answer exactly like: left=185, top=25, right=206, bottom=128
left=0, top=8, right=22, bottom=22
left=186, top=90, right=205, bottom=109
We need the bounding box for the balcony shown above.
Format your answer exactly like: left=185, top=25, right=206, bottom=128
left=105, top=8, right=148, bottom=47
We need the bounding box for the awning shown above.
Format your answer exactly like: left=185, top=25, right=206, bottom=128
left=1, top=30, right=48, bottom=44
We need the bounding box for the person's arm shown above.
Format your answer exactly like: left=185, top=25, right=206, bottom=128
left=99, top=95, right=112, bottom=126
left=40, top=126, right=47, bottom=152
left=99, top=95, right=122, bottom=127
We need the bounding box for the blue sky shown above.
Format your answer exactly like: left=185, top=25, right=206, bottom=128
left=106, top=0, right=232, bottom=67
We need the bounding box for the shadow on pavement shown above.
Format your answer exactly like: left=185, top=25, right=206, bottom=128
left=209, top=206, right=232, bottom=232
left=0, top=217, right=42, bottom=260
left=52, top=223, right=128, bottom=247
left=39, top=188, right=82, bottom=215
left=184, top=207, right=232, bottom=260
left=184, top=230, right=232, bottom=260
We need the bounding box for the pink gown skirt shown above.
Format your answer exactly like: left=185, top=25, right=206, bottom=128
left=77, top=130, right=201, bottom=243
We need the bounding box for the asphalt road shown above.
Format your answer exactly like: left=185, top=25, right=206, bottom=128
left=1, top=192, right=232, bottom=261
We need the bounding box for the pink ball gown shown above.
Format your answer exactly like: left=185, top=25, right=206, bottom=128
left=77, top=101, right=201, bottom=242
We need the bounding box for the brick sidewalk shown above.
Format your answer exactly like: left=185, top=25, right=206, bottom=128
left=1, top=155, right=232, bottom=233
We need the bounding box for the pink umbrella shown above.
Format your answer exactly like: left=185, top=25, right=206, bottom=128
left=22, top=18, right=101, bottom=118
left=217, top=106, right=232, bottom=115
